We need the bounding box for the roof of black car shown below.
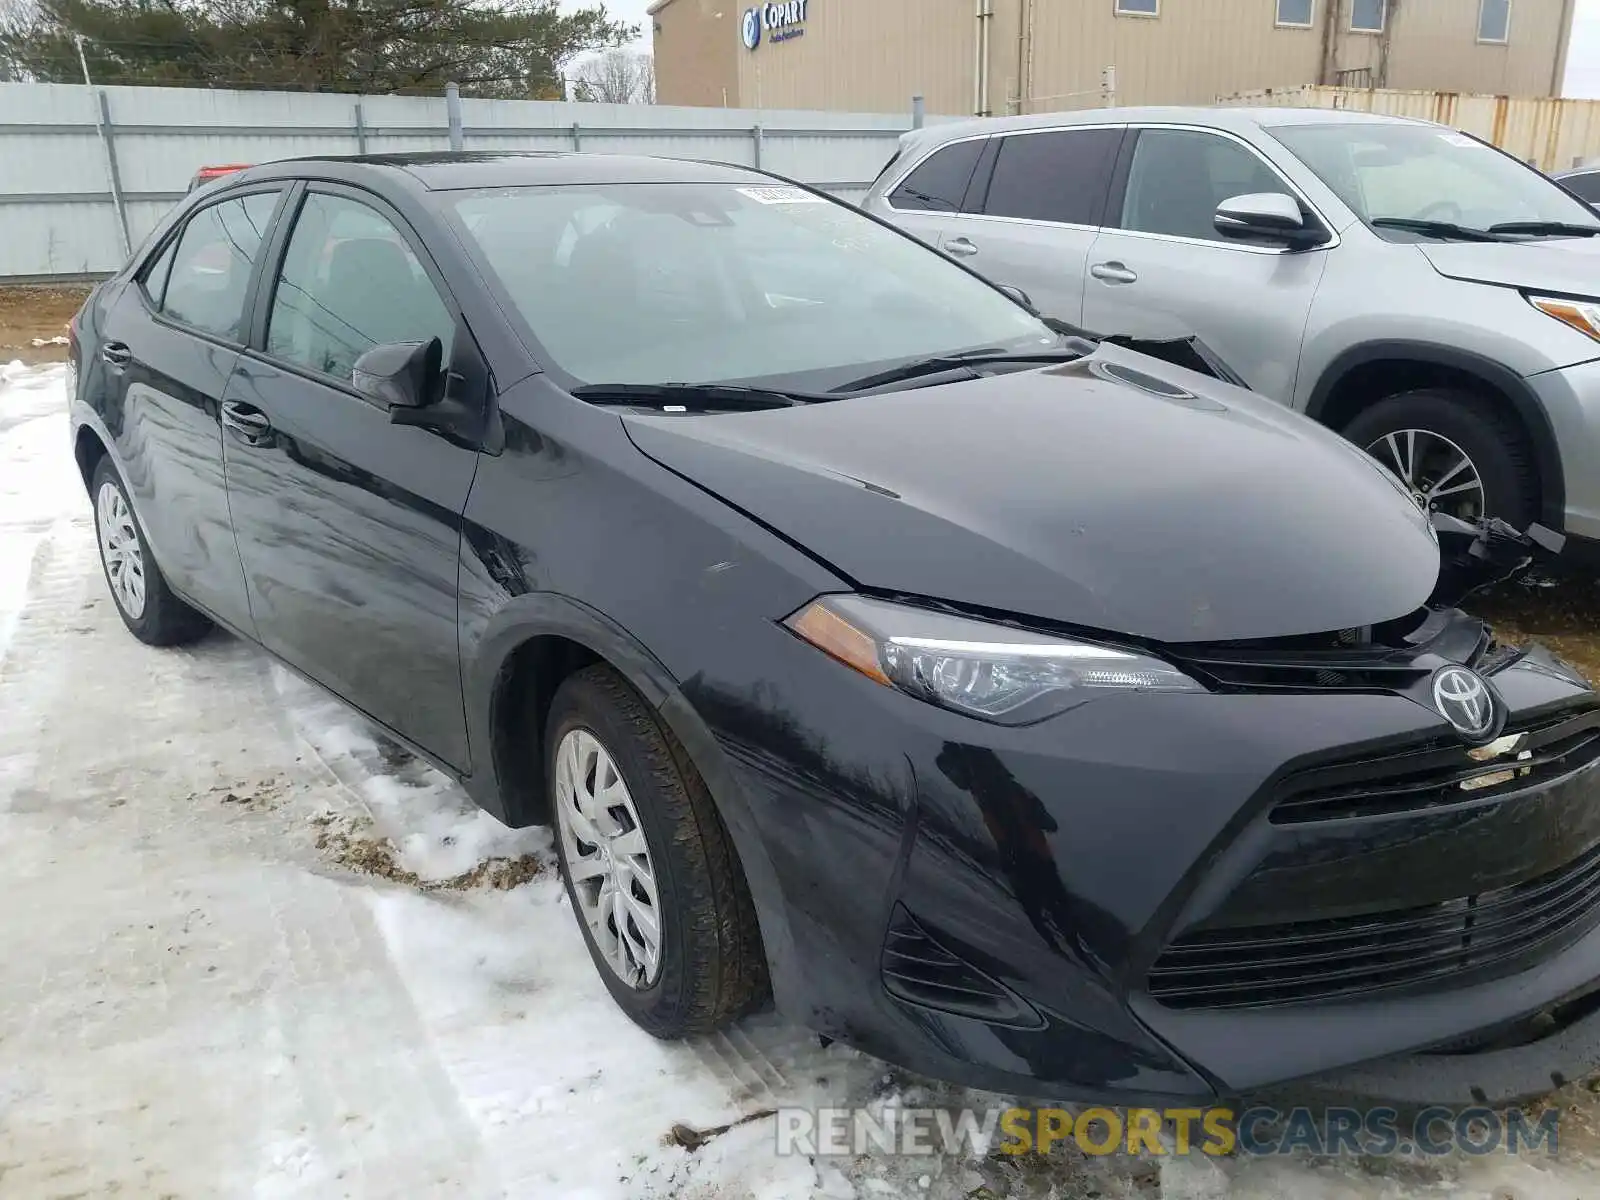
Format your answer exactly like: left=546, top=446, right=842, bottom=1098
left=246, top=151, right=764, bottom=190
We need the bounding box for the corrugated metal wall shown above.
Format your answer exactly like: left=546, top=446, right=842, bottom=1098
left=1224, top=84, right=1600, bottom=170
left=0, top=81, right=923, bottom=281
left=660, top=0, right=1571, bottom=116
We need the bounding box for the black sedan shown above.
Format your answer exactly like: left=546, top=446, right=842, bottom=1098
left=68, top=152, right=1600, bottom=1108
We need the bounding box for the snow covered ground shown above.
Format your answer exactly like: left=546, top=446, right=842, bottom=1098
left=3, top=360, right=1599, bottom=1198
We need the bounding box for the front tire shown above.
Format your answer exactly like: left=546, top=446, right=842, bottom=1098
left=546, top=664, right=767, bottom=1037
left=1342, top=389, right=1538, bottom=530
left=91, top=458, right=211, bottom=646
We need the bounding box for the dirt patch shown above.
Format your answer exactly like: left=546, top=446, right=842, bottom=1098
left=189, top=776, right=289, bottom=812
left=0, top=284, right=92, bottom=365
left=1468, top=572, right=1600, bottom=685
left=664, top=1110, right=777, bottom=1152
left=314, top=815, right=543, bottom=892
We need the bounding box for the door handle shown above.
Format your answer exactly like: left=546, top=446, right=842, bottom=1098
left=943, top=236, right=979, bottom=257
left=221, top=400, right=273, bottom=445
left=101, top=342, right=132, bottom=369
left=1090, top=261, right=1138, bottom=284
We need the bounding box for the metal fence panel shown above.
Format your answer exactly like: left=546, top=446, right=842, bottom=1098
left=0, top=82, right=923, bottom=281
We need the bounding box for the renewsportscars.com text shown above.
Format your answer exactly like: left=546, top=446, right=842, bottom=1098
left=774, top=1105, right=1563, bottom=1158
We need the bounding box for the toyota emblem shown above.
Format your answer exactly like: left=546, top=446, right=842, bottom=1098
left=1430, top=665, right=1499, bottom=742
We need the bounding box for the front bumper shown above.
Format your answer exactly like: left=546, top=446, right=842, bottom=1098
left=690, top=613, right=1600, bottom=1106
left=1527, top=357, right=1600, bottom=542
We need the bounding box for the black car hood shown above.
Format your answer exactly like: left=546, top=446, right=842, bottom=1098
left=623, top=346, right=1440, bottom=644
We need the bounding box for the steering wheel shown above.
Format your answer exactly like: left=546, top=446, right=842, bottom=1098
left=1411, top=199, right=1464, bottom=223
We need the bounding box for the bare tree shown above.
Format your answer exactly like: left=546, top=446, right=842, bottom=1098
left=636, top=53, right=654, bottom=104
left=571, top=49, right=654, bottom=104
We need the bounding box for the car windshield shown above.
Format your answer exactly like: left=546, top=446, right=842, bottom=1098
left=1271, top=122, right=1600, bottom=237
left=448, top=182, right=1054, bottom=387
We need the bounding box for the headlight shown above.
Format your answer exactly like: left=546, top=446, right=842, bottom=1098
left=785, top=594, right=1201, bottom=724
left=1529, top=294, right=1600, bottom=342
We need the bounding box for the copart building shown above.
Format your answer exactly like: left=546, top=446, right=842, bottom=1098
left=649, top=0, right=1577, bottom=114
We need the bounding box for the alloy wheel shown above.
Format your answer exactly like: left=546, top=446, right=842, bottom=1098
left=554, top=728, right=663, bottom=988
left=1365, top=428, right=1487, bottom=522
left=96, top=480, right=147, bottom=620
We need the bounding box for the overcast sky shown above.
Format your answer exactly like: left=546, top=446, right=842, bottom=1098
left=574, top=0, right=1600, bottom=99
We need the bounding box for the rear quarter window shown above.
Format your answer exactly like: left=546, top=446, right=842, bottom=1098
left=889, top=140, right=986, bottom=213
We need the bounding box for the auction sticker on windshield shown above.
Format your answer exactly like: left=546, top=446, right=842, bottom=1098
left=738, top=186, right=826, bottom=204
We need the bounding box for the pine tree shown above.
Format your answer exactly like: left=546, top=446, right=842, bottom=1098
left=0, top=0, right=636, bottom=97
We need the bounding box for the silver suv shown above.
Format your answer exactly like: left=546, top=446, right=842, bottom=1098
left=863, top=107, right=1600, bottom=555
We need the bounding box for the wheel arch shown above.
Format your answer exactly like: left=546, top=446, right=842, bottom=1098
left=73, top=422, right=110, bottom=494
left=1304, top=341, right=1566, bottom=531
left=461, top=593, right=795, bottom=991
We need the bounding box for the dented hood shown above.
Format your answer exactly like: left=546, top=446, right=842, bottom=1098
left=623, top=346, right=1441, bottom=643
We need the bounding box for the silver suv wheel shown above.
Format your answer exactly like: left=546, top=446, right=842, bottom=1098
left=1366, top=428, right=1486, bottom=521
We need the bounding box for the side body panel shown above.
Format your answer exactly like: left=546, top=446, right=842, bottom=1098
left=95, top=286, right=252, bottom=629
left=221, top=355, right=480, bottom=767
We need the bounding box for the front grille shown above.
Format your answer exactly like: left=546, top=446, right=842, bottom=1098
left=1148, top=841, right=1600, bottom=1009
left=881, top=905, right=1040, bottom=1028
left=1167, top=607, right=1458, bottom=693
left=1270, top=703, right=1600, bottom=824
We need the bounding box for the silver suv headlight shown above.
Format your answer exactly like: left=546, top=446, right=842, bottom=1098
left=785, top=594, right=1201, bottom=724
left=1529, top=294, right=1600, bottom=342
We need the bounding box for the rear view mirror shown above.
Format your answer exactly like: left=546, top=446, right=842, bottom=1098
left=1214, top=193, right=1329, bottom=249
left=351, top=338, right=443, bottom=411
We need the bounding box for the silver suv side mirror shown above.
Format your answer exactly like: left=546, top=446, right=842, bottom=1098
left=1214, top=193, right=1330, bottom=249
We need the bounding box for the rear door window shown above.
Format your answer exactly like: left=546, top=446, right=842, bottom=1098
left=889, top=140, right=987, bottom=212
left=982, top=129, right=1122, bottom=225
left=160, top=191, right=280, bottom=340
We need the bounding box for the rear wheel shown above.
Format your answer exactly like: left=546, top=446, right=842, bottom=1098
left=546, top=664, right=767, bottom=1037
left=1342, top=389, right=1539, bottom=530
left=91, top=458, right=211, bottom=646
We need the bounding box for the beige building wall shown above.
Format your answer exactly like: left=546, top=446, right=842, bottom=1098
left=1001, top=0, right=1323, bottom=113
left=653, top=0, right=1576, bottom=114
left=649, top=0, right=741, bottom=109
left=733, top=0, right=977, bottom=114
left=1335, top=0, right=1574, bottom=97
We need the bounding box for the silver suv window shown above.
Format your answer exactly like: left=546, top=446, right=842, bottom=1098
left=1562, top=172, right=1600, bottom=204
left=982, top=128, right=1121, bottom=225
left=888, top=140, right=985, bottom=212
left=1117, top=129, right=1285, bottom=243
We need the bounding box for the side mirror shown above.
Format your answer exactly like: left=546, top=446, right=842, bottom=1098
left=1214, top=193, right=1329, bottom=248
left=997, top=283, right=1036, bottom=312
left=351, top=338, right=443, bottom=411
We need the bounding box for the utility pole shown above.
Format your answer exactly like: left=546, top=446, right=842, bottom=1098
left=76, top=36, right=132, bottom=257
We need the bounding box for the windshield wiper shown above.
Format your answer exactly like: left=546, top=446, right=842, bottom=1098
left=1487, top=220, right=1600, bottom=238
left=571, top=382, right=822, bottom=411
left=830, top=346, right=1088, bottom=394
left=1370, top=218, right=1511, bottom=243
left=894, top=185, right=958, bottom=212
